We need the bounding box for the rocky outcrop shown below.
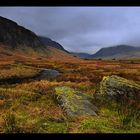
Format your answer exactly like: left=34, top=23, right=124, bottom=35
left=99, top=75, right=140, bottom=99
left=55, top=86, right=98, bottom=117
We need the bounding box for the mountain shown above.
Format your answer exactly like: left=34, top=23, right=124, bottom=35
left=39, top=36, right=69, bottom=53
left=0, top=16, right=47, bottom=54
left=46, top=47, right=80, bottom=62
left=90, top=45, right=140, bottom=59
left=71, top=52, right=91, bottom=59
left=0, top=16, right=79, bottom=62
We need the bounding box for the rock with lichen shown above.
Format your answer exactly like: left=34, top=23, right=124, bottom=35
left=99, top=75, right=140, bottom=125
left=54, top=86, right=98, bottom=117
left=99, top=75, right=140, bottom=97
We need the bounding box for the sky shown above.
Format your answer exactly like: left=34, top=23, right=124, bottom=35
left=0, top=7, right=140, bottom=54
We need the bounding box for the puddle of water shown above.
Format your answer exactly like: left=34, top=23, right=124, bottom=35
left=35, top=69, right=60, bottom=80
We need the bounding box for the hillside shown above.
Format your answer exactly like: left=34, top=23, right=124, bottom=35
left=0, top=16, right=79, bottom=62
left=90, top=45, right=140, bottom=59
left=0, top=16, right=47, bottom=54
left=47, top=47, right=80, bottom=62
left=39, top=36, right=69, bottom=53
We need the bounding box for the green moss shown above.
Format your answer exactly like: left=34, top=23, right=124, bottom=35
left=79, top=108, right=140, bottom=133
left=100, top=76, right=107, bottom=95
left=40, top=121, right=68, bottom=133
left=55, top=86, right=82, bottom=100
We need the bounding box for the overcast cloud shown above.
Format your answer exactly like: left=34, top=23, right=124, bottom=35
left=0, top=7, right=140, bottom=54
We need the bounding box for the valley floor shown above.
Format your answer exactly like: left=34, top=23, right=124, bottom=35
left=0, top=58, right=139, bottom=133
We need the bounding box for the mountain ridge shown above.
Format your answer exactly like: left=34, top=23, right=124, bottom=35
left=89, top=45, right=140, bottom=59
left=39, top=36, right=69, bottom=53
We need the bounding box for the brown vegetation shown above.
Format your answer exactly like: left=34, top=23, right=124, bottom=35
left=0, top=57, right=139, bottom=133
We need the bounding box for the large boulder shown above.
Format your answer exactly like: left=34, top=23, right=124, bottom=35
left=99, top=75, right=140, bottom=125
left=99, top=75, right=140, bottom=97
left=54, top=86, right=98, bottom=117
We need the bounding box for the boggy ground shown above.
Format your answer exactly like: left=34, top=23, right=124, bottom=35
left=0, top=58, right=139, bottom=133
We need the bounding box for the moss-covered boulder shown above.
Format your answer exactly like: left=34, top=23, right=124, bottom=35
left=55, top=86, right=98, bottom=117
left=99, top=75, right=140, bottom=126
left=99, top=75, right=140, bottom=97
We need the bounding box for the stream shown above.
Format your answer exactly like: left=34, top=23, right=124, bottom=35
left=34, top=69, right=60, bottom=80
left=0, top=69, right=61, bottom=85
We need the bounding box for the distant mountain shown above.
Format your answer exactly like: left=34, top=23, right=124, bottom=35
left=90, top=45, right=140, bottom=59
left=71, top=52, right=91, bottom=59
left=39, top=36, right=69, bottom=53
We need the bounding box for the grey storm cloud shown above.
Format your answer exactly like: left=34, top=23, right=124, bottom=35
left=0, top=7, right=140, bottom=54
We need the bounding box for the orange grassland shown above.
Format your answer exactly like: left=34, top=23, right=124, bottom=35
left=0, top=57, right=139, bottom=133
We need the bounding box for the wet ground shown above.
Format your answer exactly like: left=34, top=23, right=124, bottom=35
left=0, top=69, right=60, bottom=84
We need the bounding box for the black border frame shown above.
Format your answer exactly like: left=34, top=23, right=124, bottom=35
left=0, top=0, right=140, bottom=139
left=0, top=0, right=140, bottom=6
